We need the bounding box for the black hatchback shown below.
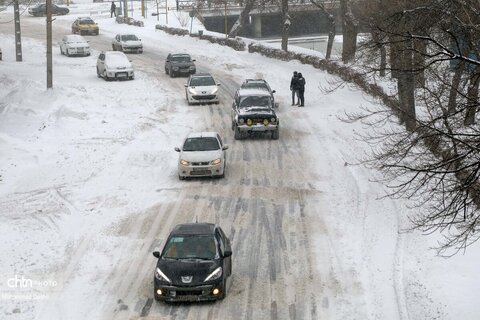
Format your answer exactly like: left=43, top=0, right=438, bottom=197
left=152, top=223, right=232, bottom=302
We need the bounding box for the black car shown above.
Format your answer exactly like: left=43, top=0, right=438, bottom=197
left=165, top=53, right=196, bottom=78
left=28, top=4, right=69, bottom=17
left=240, top=79, right=279, bottom=108
left=152, top=223, right=232, bottom=302
left=231, top=88, right=280, bottom=140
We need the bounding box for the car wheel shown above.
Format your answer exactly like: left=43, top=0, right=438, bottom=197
left=129, top=75, right=134, bottom=80
left=231, top=121, right=234, bottom=131
left=112, top=44, right=116, bottom=51
left=165, top=67, right=169, bottom=75
left=103, top=71, right=110, bottom=81
left=170, top=70, right=175, bottom=78
left=234, top=125, right=242, bottom=140
left=60, top=47, right=63, bottom=55
left=272, top=129, right=279, bottom=140
left=96, top=67, right=101, bottom=78
left=178, top=175, right=186, bottom=180
left=66, top=49, right=70, bottom=57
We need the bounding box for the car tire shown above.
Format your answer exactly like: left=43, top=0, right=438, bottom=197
left=60, top=47, right=63, bottom=55
left=186, top=93, right=192, bottom=105
left=96, top=67, right=101, bottom=78
left=112, top=44, right=116, bottom=51
left=234, top=125, right=242, bottom=140
left=272, top=129, right=279, bottom=140
left=66, top=49, right=70, bottom=57
left=103, top=71, right=110, bottom=81
left=178, top=175, right=185, bottom=180
left=165, top=67, right=169, bottom=75
left=170, top=70, right=175, bottom=78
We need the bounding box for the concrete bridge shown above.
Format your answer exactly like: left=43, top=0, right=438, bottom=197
left=176, top=0, right=342, bottom=38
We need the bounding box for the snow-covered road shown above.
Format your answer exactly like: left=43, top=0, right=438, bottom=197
left=1, top=5, right=479, bottom=320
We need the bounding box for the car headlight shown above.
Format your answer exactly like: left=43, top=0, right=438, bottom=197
left=204, top=267, right=222, bottom=282
left=189, top=66, right=195, bottom=70
left=246, top=119, right=253, bottom=126
left=188, top=88, right=197, bottom=94
left=263, top=119, right=269, bottom=126
left=211, top=88, right=218, bottom=94
left=271, top=117, right=276, bottom=123
left=155, top=267, right=171, bottom=283
left=180, top=159, right=190, bottom=166
left=239, top=118, right=244, bottom=124
left=211, top=158, right=221, bottom=165
left=173, top=67, right=179, bottom=71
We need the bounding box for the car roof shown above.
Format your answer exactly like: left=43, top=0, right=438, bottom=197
left=170, top=53, right=191, bottom=56
left=186, top=132, right=219, bottom=139
left=236, top=87, right=271, bottom=97
left=171, top=223, right=216, bottom=236
left=77, top=16, right=94, bottom=20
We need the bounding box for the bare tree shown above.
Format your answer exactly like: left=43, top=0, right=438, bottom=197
left=281, top=0, right=290, bottom=51
left=310, top=0, right=335, bottom=59
left=340, top=0, right=358, bottom=63
left=228, top=0, right=256, bottom=37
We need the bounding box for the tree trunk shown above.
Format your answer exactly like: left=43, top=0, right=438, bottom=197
left=310, top=0, right=335, bottom=59
left=413, top=39, right=426, bottom=87
left=228, top=0, right=255, bottom=38
left=371, top=27, right=386, bottom=76
left=447, top=61, right=466, bottom=114
left=340, top=0, right=357, bottom=63
left=465, top=68, right=480, bottom=126
left=281, top=0, right=289, bottom=51
left=397, top=39, right=416, bottom=130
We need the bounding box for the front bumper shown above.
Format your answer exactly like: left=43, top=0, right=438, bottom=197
left=172, top=67, right=196, bottom=75
left=154, top=279, right=224, bottom=302
left=178, top=162, right=223, bottom=178
left=106, top=70, right=134, bottom=80
left=78, top=28, right=98, bottom=35
left=67, top=47, right=90, bottom=56
left=187, top=93, right=219, bottom=104
left=237, top=123, right=278, bottom=132
left=122, top=46, right=143, bottom=53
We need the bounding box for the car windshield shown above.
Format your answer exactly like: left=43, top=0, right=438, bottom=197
left=171, top=55, right=191, bottom=62
left=80, top=19, right=94, bottom=24
left=162, top=235, right=218, bottom=260
left=242, top=82, right=269, bottom=91
left=239, top=95, right=272, bottom=109
left=182, top=137, right=220, bottom=151
left=121, top=34, right=138, bottom=41
left=190, top=76, right=215, bottom=87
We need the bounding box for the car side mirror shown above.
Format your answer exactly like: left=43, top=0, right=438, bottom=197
left=153, top=251, right=160, bottom=258
left=192, top=59, right=196, bottom=62
left=223, top=250, right=232, bottom=258
left=272, top=90, right=276, bottom=93
left=217, top=83, right=221, bottom=86
left=184, top=84, right=188, bottom=87
left=174, top=147, right=181, bottom=152
left=166, top=60, right=170, bottom=62
left=222, top=145, right=229, bottom=150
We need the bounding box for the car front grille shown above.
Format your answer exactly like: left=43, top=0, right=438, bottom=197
left=193, top=95, right=215, bottom=100
left=192, top=161, right=210, bottom=166
left=190, top=170, right=212, bottom=175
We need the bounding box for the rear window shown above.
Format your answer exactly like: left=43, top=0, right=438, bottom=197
left=80, top=19, right=94, bottom=24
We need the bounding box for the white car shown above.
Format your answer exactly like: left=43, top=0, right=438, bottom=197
left=184, top=73, right=220, bottom=105
left=112, top=34, right=143, bottom=53
left=96, top=51, right=134, bottom=81
left=175, top=132, right=228, bottom=180
left=59, top=34, right=90, bottom=57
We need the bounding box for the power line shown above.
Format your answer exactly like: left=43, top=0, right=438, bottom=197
left=0, top=0, right=36, bottom=24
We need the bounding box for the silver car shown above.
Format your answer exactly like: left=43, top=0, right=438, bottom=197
left=59, top=34, right=90, bottom=57
left=185, top=73, right=220, bottom=105
left=96, top=51, right=134, bottom=81
left=175, top=132, right=228, bottom=180
left=112, top=34, right=143, bottom=53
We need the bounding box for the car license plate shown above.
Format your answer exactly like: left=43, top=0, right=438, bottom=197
left=117, top=72, right=127, bottom=78
left=251, top=126, right=266, bottom=131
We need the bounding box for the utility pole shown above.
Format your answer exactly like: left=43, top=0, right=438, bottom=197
left=46, top=0, right=53, bottom=88
left=165, top=0, right=168, bottom=24
left=124, top=0, right=128, bottom=17
left=13, top=0, right=22, bottom=61
left=141, top=0, right=144, bottom=17
left=224, top=1, right=227, bottom=38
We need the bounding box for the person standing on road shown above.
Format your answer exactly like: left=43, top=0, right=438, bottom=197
left=110, top=1, right=117, bottom=18
left=290, top=71, right=300, bottom=106
left=297, top=72, right=306, bottom=107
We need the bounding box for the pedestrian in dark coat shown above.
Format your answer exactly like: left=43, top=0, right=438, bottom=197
left=290, top=71, right=300, bottom=105
left=297, top=72, right=306, bottom=107
left=110, top=1, right=117, bottom=17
